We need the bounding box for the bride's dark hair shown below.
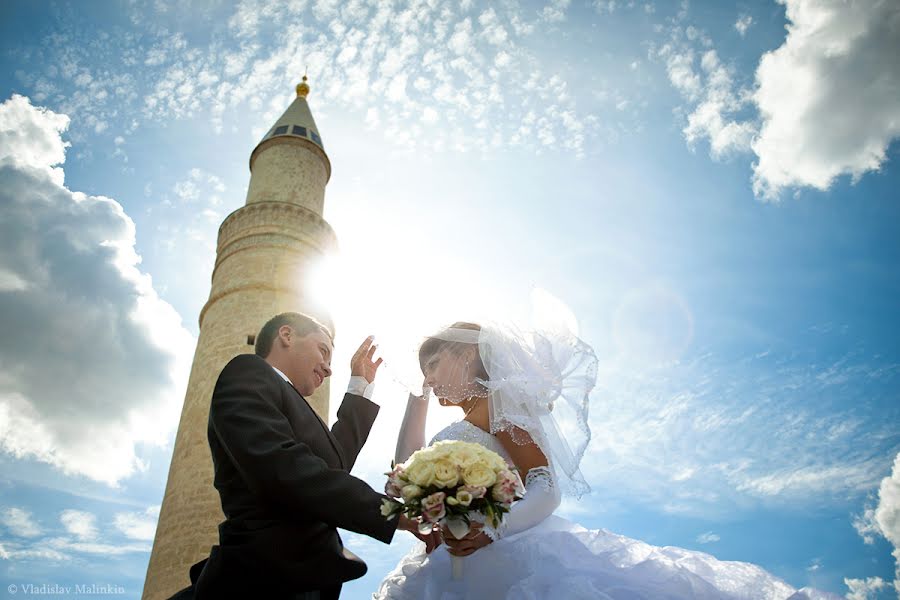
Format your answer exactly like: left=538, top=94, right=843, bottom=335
left=418, top=322, right=488, bottom=381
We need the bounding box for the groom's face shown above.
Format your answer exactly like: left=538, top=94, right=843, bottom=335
left=288, top=329, right=333, bottom=396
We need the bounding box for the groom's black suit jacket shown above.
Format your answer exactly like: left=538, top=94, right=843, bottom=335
left=190, top=353, right=397, bottom=598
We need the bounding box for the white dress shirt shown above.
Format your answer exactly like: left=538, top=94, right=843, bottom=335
left=270, top=365, right=375, bottom=402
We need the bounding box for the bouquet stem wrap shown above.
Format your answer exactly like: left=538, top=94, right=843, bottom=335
left=451, top=555, right=463, bottom=580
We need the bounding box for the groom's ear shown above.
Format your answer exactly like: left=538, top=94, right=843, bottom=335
left=277, top=325, right=293, bottom=348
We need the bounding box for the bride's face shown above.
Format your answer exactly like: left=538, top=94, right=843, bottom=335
left=422, top=347, right=478, bottom=406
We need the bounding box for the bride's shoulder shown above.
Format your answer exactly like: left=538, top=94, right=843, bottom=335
left=429, top=420, right=492, bottom=445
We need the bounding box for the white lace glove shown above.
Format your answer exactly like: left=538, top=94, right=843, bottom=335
left=482, top=466, right=561, bottom=541
left=394, top=392, right=429, bottom=465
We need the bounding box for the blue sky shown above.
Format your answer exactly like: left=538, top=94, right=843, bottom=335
left=0, top=0, right=898, bottom=598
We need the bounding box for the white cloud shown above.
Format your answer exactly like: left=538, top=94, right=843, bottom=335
left=59, top=510, right=98, bottom=541
left=0, top=267, right=30, bottom=292
left=751, top=0, right=900, bottom=199
left=0, top=95, right=193, bottom=485
left=659, top=0, right=900, bottom=199
left=0, top=94, right=70, bottom=186
left=0, top=541, right=68, bottom=562
left=661, top=46, right=702, bottom=101
left=172, top=167, right=226, bottom=205
left=422, top=107, right=438, bottom=123
left=844, top=576, right=888, bottom=600
left=593, top=0, right=618, bottom=14
left=24, top=0, right=599, bottom=160
left=172, top=178, right=199, bottom=202
left=144, top=33, right=187, bottom=67
left=683, top=50, right=755, bottom=158
left=735, top=461, right=885, bottom=497
left=0, top=505, right=159, bottom=563
left=1, top=507, right=41, bottom=538
left=448, top=18, right=474, bottom=56
left=541, top=0, right=571, bottom=23
left=854, top=505, right=881, bottom=544
left=734, top=14, right=753, bottom=36
left=113, top=506, right=160, bottom=541
left=478, top=9, right=508, bottom=45
left=658, top=34, right=755, bottom=160
left=46, top=536, right=151, bottom=555
left=696, top=531, right=720, bottom=544
left=851, top=452, right=900, bottom=594
left=574, top=339, right=897, bottom=517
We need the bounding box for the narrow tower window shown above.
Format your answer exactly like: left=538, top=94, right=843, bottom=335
left=246, top=335, right=256, bottom=346
left=292, top=125, right=308, bottom=137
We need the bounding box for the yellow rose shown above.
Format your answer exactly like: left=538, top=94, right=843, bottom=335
left=405, top=459, right=437, bottom=487
left=433, top=459, right=460, bottom=488
left=463, top=461, right=497, bottom=488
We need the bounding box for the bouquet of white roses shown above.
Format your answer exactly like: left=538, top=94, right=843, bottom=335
left=381, top=440, right=525, bottom=578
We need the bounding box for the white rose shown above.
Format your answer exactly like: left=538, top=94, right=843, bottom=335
left=453, top=445, right=480, bottom=468
left=406, top=459, right=437, bottom=487
left=430, top=443, right=454, bottom=459
left=491, top=455, right=510, bottom=472
left=463, top=461, right=497, bottom=488
left=433, top=459, right=460, bottom=488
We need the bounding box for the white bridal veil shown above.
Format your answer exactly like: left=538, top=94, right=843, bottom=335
left=391, top=289, right=598, bottom=497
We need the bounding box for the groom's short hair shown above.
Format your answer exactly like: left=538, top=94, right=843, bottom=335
left=255, top=312, right=333, bottom=358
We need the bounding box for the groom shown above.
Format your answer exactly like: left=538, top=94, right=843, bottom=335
left=172, top=312, right=435, bottom=600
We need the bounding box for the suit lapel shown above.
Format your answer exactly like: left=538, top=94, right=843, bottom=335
left=282, top=380, right=347, bottom=470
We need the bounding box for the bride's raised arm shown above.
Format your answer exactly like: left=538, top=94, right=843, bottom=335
left=491, top=426, right=562, bottom=539
left=394, top=391, right=429, bottom=465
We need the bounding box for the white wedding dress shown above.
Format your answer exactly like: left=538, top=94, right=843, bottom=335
left=374, top=418, right=839, bottom=600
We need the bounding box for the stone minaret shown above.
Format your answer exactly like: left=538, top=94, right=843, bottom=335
left=142, top=77, right=337, bottom=599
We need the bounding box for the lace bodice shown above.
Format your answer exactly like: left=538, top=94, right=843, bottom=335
left=429, top=420, right=515, bottom=467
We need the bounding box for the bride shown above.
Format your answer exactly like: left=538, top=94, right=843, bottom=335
left=374, top=302, right=838, bottom=599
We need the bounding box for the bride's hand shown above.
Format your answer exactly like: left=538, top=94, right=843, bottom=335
left=414, top=526, right=442, bottom=554
left=398, top=515, right=442, bottom=554
left=441, top=522, right=492, bottom=557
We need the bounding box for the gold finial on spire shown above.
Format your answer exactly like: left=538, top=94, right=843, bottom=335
left=296, top=75, right=310, bottom=98
left=296, top=67, right=310, bottom=98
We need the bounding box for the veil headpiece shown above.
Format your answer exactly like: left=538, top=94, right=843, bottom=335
left=422, top=290, right=598, bottom=497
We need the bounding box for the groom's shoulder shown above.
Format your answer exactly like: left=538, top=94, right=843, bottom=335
left=219, top=353, right=272, bottom=379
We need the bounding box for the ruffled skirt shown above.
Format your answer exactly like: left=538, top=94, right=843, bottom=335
left=374, top=515, right=837, bottom=600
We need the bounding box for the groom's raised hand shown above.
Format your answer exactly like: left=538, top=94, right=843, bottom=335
left=350, top=335, right=383, bottom=383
